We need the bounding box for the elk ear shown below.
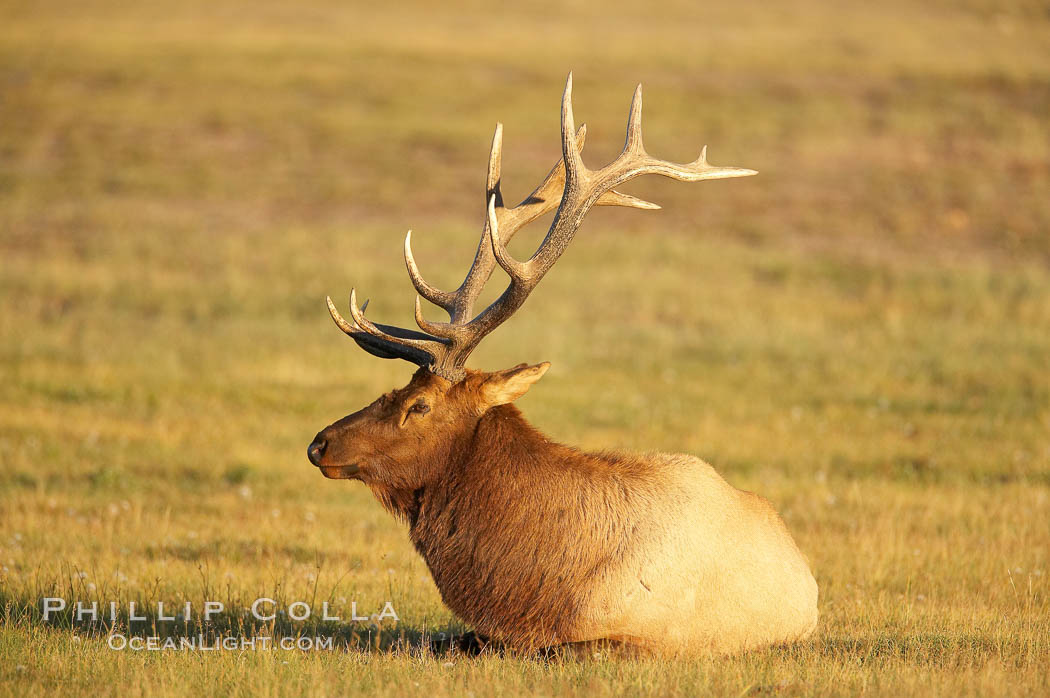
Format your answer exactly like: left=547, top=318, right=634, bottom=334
left=479, top=362, right=550, bottom=407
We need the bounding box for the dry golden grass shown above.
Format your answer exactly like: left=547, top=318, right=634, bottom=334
left=1, top=0, right=1048, bottom=695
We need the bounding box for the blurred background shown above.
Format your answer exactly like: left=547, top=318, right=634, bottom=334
left=1, top=0, right=1048, bottom=694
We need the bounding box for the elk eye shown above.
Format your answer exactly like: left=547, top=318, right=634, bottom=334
left=409, top=401, right=430, bottom=415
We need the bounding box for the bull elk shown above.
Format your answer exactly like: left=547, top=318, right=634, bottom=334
left=308, top=75, right=818, bottom=655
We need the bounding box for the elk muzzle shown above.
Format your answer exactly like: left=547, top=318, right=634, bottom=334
left=307, top=432, right=360, bottom=479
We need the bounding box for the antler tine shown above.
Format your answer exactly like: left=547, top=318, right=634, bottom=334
left=326, top=294, right=358, bottom=335
left=346, top=288, right=383, bottom=338
left=346, top=288, right=449, bottom=350
left=560, top=72, right=585, bottom=182
left=404, top=231, right=456, bottom=313
left=624, top=83, right=644, bottom=156
left=487, top=194, right=529, bottom=280
left=413, top=295, right=458, bottom=339
left=487, top=122, right=504, bottom=207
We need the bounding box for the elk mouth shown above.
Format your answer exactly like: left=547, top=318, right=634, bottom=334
left=319, top=465, right=360, bottom=479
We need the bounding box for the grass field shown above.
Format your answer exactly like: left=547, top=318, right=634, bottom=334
left=1, top=0, right=1049, bottom=695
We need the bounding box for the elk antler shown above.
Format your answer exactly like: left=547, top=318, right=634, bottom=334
left=328, top=73, right=757, bottom=381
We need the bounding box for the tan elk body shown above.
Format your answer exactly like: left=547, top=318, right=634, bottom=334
left=309, top=76, right=818, bottom=655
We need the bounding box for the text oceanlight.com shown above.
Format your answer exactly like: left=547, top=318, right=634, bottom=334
left=107, top=634, right=335, bottom=651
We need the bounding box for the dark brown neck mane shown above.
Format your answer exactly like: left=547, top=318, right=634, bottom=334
left=368, top=404, right=557, bottom=523
left=368, top=403, right=661, bottom=646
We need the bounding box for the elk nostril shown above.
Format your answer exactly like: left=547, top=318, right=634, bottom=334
left=307, top=437, right=327, bottom=466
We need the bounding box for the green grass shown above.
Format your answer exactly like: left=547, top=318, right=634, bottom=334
left=1, top=0, right=1048, bottom=695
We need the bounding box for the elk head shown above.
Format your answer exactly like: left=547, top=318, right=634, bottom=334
left=307, top=363, right=549, bottom=487
left=308, top=74, right=755, bottom=491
